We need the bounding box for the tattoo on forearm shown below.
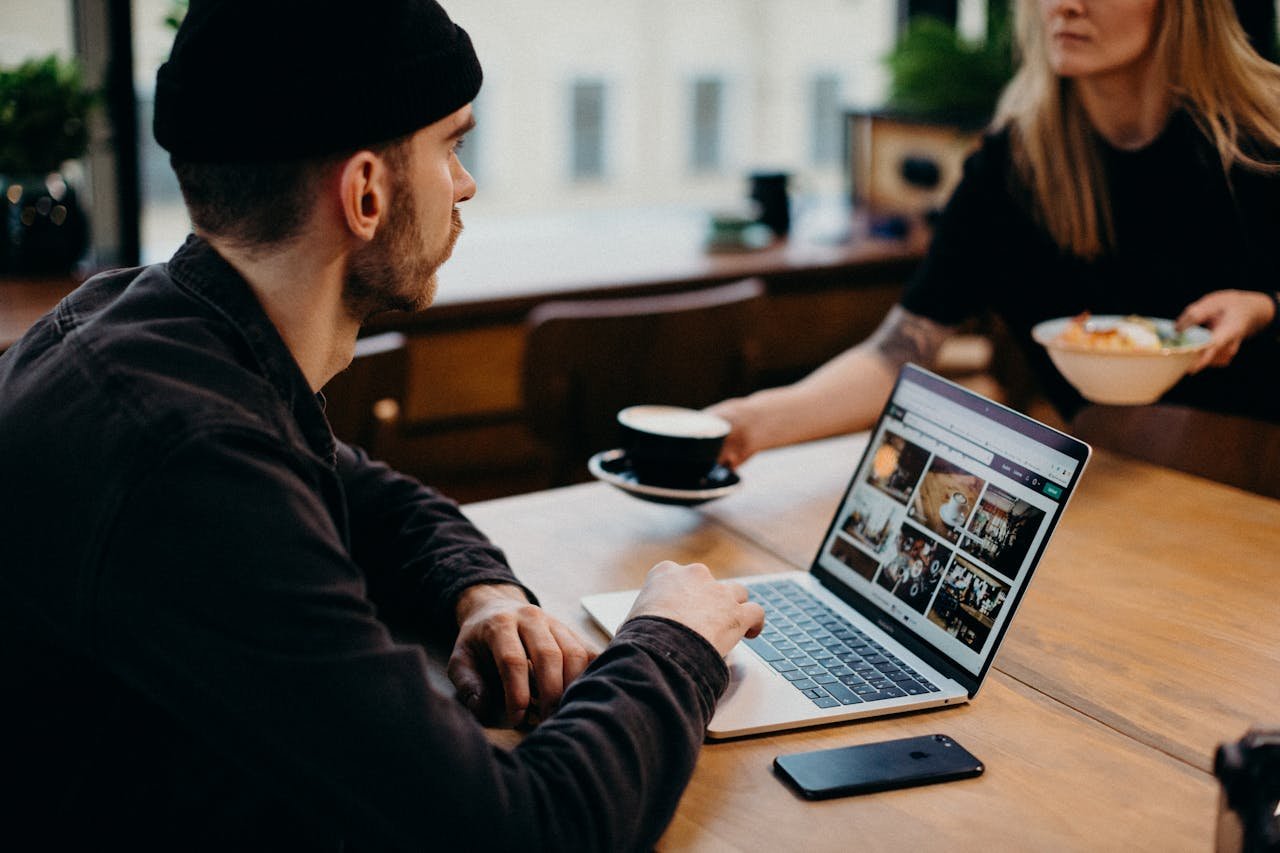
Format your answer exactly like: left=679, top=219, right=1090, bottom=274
left=869, top=307, right=949, bottom=368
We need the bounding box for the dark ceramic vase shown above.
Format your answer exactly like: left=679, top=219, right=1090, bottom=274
left=2, top=172, right=89, bottom=275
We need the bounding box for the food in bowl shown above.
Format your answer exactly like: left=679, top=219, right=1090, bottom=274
left=1031, top=313, right=1211, bottom=406
left=1052, top=313, right=1190, bottom=352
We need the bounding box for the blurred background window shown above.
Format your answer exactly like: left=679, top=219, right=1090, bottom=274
left=690, top=77, right=726, bottom=174
left=810, top=73, right=843, bottom=167
left=570, top=79, right=608, bottom=181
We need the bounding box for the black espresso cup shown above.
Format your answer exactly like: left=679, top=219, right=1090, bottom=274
left=617, top=405, right=731, bottom=488
left=748, top=171, right=791, bottom=238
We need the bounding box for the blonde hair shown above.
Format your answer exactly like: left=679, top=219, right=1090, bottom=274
left=994, top=0, right=1280, bottom=259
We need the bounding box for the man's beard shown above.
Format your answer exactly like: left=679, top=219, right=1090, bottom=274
left=343, top=188, right=463, bottom=322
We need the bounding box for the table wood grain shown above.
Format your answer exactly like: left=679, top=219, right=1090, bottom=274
left=659, top=674, right=1213, bottom=852
left=999, top=450, right=1280, bottom=772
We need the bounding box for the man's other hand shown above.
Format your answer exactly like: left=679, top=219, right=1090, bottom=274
left=624, top=561, right=766, bottom=657
left=449, top=584, right=596, bottom=727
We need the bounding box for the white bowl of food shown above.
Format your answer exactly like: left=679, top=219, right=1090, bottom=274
left=1030, top=313, right=1212, bottom=406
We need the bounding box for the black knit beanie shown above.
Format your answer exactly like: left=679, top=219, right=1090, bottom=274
left=154, top=0, right=482, bottom=163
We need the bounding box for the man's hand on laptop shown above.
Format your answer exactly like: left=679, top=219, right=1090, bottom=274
left=625, top=561, right=767, bottom=657
left=449, top=583, right=597, bottom=728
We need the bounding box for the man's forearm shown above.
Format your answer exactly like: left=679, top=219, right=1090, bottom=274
left=454, top=581, right=532, bottom=626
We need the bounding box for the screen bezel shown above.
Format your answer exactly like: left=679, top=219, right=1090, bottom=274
left=808, top=363, right=1092, bottom=697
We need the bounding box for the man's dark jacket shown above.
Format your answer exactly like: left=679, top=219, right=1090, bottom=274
left=0, top=236, right=727, bottom=851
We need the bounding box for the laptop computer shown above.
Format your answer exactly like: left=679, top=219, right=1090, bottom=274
left=581, top=363, right=1091, bottom=738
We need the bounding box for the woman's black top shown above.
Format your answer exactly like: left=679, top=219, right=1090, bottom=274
left=901, top=111, right=1280, bottom=423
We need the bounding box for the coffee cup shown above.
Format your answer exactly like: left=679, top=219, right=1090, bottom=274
left=748, top=171, right=791, bottom=237
left=617, top=405, right=730, bottom=488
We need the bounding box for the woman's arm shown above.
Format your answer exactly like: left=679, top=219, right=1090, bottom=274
left=708, top=305, right=954, bottom=467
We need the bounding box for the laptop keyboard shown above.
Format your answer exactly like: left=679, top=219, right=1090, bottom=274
left=744, top=580, right=942, bottom=708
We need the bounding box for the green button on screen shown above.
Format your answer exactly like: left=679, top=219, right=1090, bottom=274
left=1043, top=482, right=1063, bottom=499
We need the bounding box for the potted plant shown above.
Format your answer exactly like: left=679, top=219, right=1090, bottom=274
left=0, top=55, right=95, bottom=274
left=850, top=6, right=1013, bottom=228
left=883, top=12, right=1014, bottom=128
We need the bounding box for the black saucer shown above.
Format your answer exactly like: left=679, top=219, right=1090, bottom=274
left=587, top=449, right=741, bottom=506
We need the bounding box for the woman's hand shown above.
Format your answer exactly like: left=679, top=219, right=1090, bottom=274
left=1177, top=289, right=1276, bottom=373
left=704, top=396, right=764, bottom=469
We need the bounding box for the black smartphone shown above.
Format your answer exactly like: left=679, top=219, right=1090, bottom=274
left=773, top=734, right=984, bottom=800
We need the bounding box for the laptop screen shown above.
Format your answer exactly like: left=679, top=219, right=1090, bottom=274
left=811, top=364, right=1089, bottom=687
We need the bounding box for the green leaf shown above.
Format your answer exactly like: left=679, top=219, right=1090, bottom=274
left=883, top=9, right=1014, bottom=127
left=0, top=55, right=97, bottom=174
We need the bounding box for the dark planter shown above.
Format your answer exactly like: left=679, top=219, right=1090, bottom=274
left=2, top=172, right=89, bottom=275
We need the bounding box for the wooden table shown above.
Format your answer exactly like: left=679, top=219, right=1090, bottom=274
left=463, top=434, right=1280, bottom=850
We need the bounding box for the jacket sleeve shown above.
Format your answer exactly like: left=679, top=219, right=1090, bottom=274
left=334, top=440, right=537, bottom=633
left=95, top=427, right=728, bottom=852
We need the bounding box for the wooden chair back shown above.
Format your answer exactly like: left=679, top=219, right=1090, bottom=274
left=1070, top=403, right=1280, bottom=499
left=322, top=331, right=408, bottom=458
left=523, top=278, right=765, bottom=485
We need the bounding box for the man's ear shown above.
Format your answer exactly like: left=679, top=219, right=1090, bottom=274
left=337, top=151, right=389, bottom=242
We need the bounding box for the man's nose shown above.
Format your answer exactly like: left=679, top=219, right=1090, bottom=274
left=455, top=163, right=477, bottom=204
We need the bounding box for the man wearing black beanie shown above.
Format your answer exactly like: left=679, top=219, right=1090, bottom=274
left=0, top=1, right=764, bottom=850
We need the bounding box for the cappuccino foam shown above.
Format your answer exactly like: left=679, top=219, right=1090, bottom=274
left=618, top=405, right=730, bottom=439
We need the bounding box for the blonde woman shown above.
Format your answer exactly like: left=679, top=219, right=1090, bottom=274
left=711, top=0, right=1280, bottom=467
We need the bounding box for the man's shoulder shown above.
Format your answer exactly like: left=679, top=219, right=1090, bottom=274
left=0, top=263, right=315, bottom=633
left=1, top=262, right=290, bottom=458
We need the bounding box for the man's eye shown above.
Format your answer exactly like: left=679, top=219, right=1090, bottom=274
left=453, top=137, right=467, bottom=152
